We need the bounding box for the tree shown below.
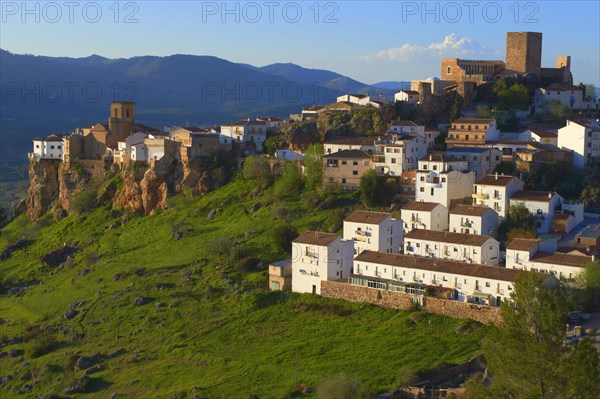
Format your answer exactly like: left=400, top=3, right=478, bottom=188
left=359, top=170, right=394, bottom=209
left=580, top=186, right=600, bottom=207
left=480, top=273, right=568, bottom=398
left=273, top=162, right=303, bottom=198
left=476, top=105, right=492, bottom=118
left=304, top=143, right=324, bottom=191
left=467, top=273, right=600, bottom=398
left=271, top=224, right=298, bottom=255
left=449, top=96, right=461, bottom=122
left=498, top=203, right=537, bottom=240
left=585, top=83, right=597, bottom=99
left=574, top=260, right=600, bottom=310
left=242, top=156, right=272, bottom=189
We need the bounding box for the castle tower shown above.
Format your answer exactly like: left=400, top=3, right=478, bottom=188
left=555, top=56, right=573, bottom=84
left=108, top=101, right=135, bottom=147
left=506, top=32, right=542, bottom=77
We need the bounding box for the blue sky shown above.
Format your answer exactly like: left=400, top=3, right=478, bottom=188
left=1, top=1, right=599, bottom=85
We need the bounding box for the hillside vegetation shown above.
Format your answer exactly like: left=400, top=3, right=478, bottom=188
left=0, top=174, right=488, bottom=398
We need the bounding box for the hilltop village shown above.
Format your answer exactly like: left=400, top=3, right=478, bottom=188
left=25, top=32, right=600, bottom=322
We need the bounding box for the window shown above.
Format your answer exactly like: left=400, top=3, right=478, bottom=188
left=352, top=171, right=358, bottom=175
left=441, top=177, right=446, bottom=183
left=485, top=282, right=490, bottom=287
left=342, top=160, right=347, bottom=165
left=50, top=145, right=55, bottom=149
left=447, top=66, right=452, bottom=75
left=352, top=161, right=358, bottom=166
left=433, top=165, right=437, bottom=170
left=341, top=178, right=346, bottom=184
left=420, top=187, right=424, bottom=192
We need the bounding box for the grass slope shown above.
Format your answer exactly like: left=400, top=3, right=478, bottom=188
left=0, top=177, right=488, bottom=398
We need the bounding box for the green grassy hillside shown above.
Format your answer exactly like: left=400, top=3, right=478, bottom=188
left=0, top=177, right=488, bottom=398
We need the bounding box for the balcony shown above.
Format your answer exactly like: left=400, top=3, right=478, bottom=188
left=305, top=251, right=318, bottom=259
left=413, top=276, right=421, bottom=283
left=455, top=282, right=463, bottom=289
left=472, top=193, right=489, bottom=200
left=497, top=288, right=505, bottom=295
left=411, top=215, right=421, bottom=223
left=425, top=176, right=442, bottom=188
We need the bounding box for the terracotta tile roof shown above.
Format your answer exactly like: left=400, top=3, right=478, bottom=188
left=424, top=127, right=440, bottom=132
left=401, top=201, right=442, bottom=212
left=324, top=136, right=375, bottom=146
left=35, top=134, right=63, bottom=142
left=354, top=251, right=524, bottom=282
left=475, top=174, right=520, bottom=186
left=344, top=210, right=390, bottom=224
left=450, top=205, right=495, bottom=217
left=510, top=190, right=558, bottom=202
left=390, top=120, right=418, bottom=126
left=529, top=129, right=557, bottom=138
left=323, top=149, right=373, bottom=159
left=223, top=119, right=267, bottom=127
left=530, top=251, right=592, bottom=268
left=451, top=118, right=494, bottom=124
left=419, top=154, right=462, bottom=162
left=404, top=229, right=493, bottom=246
left=506, top=238, right=540, bottom=251
left=293, top=231, right=339, bottom=246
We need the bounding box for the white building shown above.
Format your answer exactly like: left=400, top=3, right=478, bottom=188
left=557, top=119, right=600, bottom=169
left=394, top=90, right=419, bottom=104
left=323, top=136, right=375, bottom=155
left=337, top=93, right=370, bottom=105
left=29, top=134, right=64, bottom=160
left=400, top=201, right=448, bottom=234
left=506, top=238, right=591, bottom=279
left=449, top=205, right=498, bottom=236
left=424, top=127, right=441, bottom=149
left=220, top=119, right=267, bottom=147
left=445, top=147, right=502, bottom=180
left=257, top=116, right=286, bottom=129
left=343, top=210, right=403, bottom=255
left=472, top=174, right=525, bottom=219
left=291, top=232, right=354, bottom=295
left=535, top=83, right=585, bottom=111
left=352, top=251, right=530, bottom=306
left=509, top=191, right=564, bottom=234
left=404, top=229, right=500, bottom=266
left=373, top=134, right=427, bottom=176
left=388, top=120, right=425, bottom=136
left=519, top=129, right=558, bottom=146
left=415, top=154, right=476, bottom=208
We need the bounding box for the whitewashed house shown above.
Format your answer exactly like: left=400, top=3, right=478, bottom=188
left=352, top=251, right=533, bottom=306
left=291, top=232, right=354, bottom=295
left=388, top=120, right=425, bottom=136
left=29, top=134, right=64, bottom=160
left=323, top=136, right=375, bottom=155
left=424, top=127, right=441, bottom=149
left=472, top=174, right=524, bottom=219
left=220, top=119, right=267, bottom=147
left=509, top=191, right=564, bottom=234
left=404, top=229, right=500, bottom=266
left=449, top=205, right=498, bottom=236
left=415, top=154, right=476, bottom=208
left=506, top=238, right=592, bottom=279
left=257, top=116, right=286, bottom=129
left=557, top=119, right=600, bottom=169
left=394, top=90, right=419, bottom=104
left=535, top=83, right=585, bottom=111
left=445, top=147, right=502, bottom=180
left=343, top=210, right=403, bottom=255
left=373, top=134, right=428, bottom=176
left=400, top=201, right=448, bottom=234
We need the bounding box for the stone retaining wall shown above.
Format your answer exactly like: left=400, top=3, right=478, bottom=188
left=321, top=280, right=502, bottom=326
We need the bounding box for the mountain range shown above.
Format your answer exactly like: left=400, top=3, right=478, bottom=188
left=0, top=50, right=401, bottom=161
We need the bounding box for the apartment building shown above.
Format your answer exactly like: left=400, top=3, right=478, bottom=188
left=342, top=210, right=403, bottom=255
left=400, top=201, right=449, bottom=234
left=415, top=154, right=476, bottom=208
left=472, top=174, right=524, bottom=219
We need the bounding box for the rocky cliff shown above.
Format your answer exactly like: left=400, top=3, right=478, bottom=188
left=26, top=154, right=230, bottom=221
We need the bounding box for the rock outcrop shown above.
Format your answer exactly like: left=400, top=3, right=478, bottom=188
left=26, top=159, right=61, bottom=220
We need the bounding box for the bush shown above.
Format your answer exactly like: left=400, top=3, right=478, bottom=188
left=27, top=333, right=58, bottom=358
left=271, top=224, right=298, bottom=254
left=234, top=256, right=260, bottom=272
left=242, top=156, right=272, bottom=188
left=316, top=374, right=372, bottom=399
left=273, top=162, right=303, bottom=198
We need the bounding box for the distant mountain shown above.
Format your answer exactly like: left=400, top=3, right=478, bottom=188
left=1, top=51, right=374, bottom=161
left=370, top=81, right=412, bottom=90
left=241, top=62, right=397, bottom=99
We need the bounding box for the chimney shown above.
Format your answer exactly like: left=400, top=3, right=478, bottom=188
left=429, top=154, right=433, bottom=161
left=495, top=172, right=498, bottom=180
left=548, top=192, right=552, bottom=199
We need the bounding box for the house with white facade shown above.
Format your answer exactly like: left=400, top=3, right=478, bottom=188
left=557, top=119, right=600, bottom=169
left=424, top=127, right=441, bottom=149
left=388, top=120, right=425, bottom=136
left=520, top=129, right=558, bottom=146
left=415, top=154, right=476, bottom=208
left=394, top=90, right=419, bottom=104
left=373, top=134, right=427, bottom=176
left=400, top=201, right=448, bottom=234
left=352, top=251, right=532, bottom=306
left=509, top=190, right=564, bottom=234
left=506, top=238, right=592, bottom=279
left=257, top=116, right=286, bottom=129
left=337, top=93, right=370, bottom=105
left=445, top=147, right=502, bottom=180
left=324, top=136, right=375, bottom=155
left=291, top=232, right=354, bottom=295
left=449, top=205, right=498, bottom=236
left=535, top=83, right=585, bottom=111
left=29, top=134, right=64, bottom=161
left=404, top=229, right=500, bottom=266
left=343, top=210, right=403, bottom=255
left=472, top=174, right=525, bottom=219
left=220, top=119, right=267, bottom=147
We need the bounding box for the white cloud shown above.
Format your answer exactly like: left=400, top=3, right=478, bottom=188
left=361, top=34, right=500, bottom=62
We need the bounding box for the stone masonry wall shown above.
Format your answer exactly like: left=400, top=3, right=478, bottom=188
left=321, top=280, right=502, bottom=326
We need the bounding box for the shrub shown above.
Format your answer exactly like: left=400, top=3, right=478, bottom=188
left=27, top=333, right=58, bottom=358
left=271, top=224, right=298, bottom=254
left=234, top=256, right=260, bottom=272
left=316, top=373, right=372, bottom=399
